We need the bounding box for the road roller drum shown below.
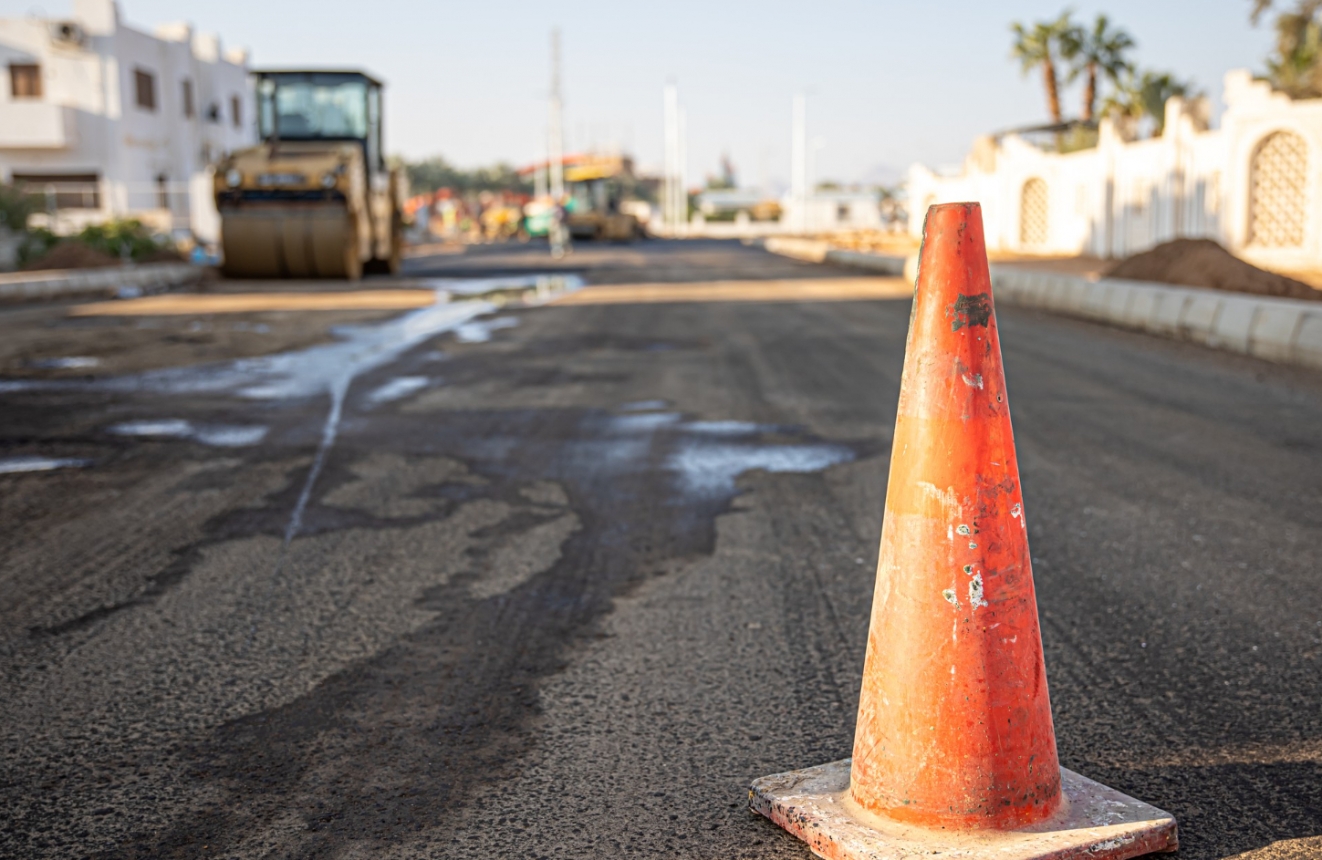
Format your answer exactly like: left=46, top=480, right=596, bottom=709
left=220, top=206, right=361, bottom=280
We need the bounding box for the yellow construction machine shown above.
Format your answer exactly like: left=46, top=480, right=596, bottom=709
left=564, top=155, right=642, bottom=241
left=214, top=70, right=403, bottom=279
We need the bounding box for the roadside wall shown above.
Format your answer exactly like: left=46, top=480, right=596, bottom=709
left=908, top=70, right=1322, bottom=273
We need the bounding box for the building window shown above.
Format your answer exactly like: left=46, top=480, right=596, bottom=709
left=11, top=172, right=101, bottom=209
left=9, top=63, right=42, bottom=98
left=231, top=95, right=241, bottom=128
left=134, top=69, right=157, bottom=111
left=182, top=79, right=194, bottom=118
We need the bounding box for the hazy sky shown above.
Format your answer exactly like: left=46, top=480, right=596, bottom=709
left=6, top=1, right=1277, bottom=187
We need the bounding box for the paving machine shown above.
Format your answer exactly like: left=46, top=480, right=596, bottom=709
left=564, top=155, right=642, bottom=241
left=215, top=70, right=403, bottom=279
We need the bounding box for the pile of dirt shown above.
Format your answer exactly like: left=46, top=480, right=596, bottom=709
left=1105, top=238, right=1322, bottom=301
left=21, top=241, right=120, bottom=272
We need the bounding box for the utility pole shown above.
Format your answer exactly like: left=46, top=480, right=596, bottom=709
left=549, top=28, right=564, bottom=204
left=664, top=82, right=679, bottom=233
left=548, top=28, right=568, bottom=257
left=790, top=93, right=807, bottom=234
left=677, top=104, right=687, bottom=233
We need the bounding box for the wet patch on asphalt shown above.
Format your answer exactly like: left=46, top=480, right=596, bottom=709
left=85, top=398, right=871, bottom=859
left=0, top=455, right=92, bottom=474
left=108, top=418, right=269, bottom=447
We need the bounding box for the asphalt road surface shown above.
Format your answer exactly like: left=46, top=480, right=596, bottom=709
left=2, top=239, right=1320, bottom=860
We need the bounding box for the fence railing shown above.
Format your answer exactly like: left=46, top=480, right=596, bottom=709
left=18, top=180, right=205, bottom=237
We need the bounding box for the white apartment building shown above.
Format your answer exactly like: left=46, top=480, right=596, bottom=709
left=0, top=0, right=253, bottom=244
left=907, top=70, right=1322, bottom=273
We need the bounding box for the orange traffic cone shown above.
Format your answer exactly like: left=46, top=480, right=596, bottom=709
left=750, top=203, right=1178, bottom=860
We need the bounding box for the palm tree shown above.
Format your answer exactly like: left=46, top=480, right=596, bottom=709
left=1010, top=12, right=1075, bottom=124
left=1061, top=15, right=1135, bottom=122
left=1268, top=8, right=1322, bottom=96
left=1251, top=0, right=1322, bottom=25
left=1101, top=71, right=1144, bottom=135
left=1103, top=70, right=1198, bottom=135
left=1251, top=0, right=1322, bottom=96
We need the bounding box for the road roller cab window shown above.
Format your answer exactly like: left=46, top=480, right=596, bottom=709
left=256, top=71, right=380, bottom=150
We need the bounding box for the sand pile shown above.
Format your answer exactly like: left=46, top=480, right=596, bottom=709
left=1105, top=238, right=1321, bottom=301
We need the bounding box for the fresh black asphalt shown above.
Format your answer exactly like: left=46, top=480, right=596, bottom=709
left=1, top=240, right=1319, bottom=859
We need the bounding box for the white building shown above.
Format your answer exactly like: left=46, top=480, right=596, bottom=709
left=907, top=69, right=1322, bottom=273
left=0, top=0, right=253, bottom=244
left=781, top=190, right=883, bottom=232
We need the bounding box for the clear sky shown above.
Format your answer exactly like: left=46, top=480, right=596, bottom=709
left=5, top=1, right=1277, bottom=188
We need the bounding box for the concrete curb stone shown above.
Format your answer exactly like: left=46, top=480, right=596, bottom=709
left=987, top=264, right=1322, bottom=372
left=756, top=238, right=1322, bottom=372
left=0, top=262, right=202, bottom=303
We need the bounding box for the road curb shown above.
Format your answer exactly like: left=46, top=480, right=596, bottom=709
left=987, top=265, right=1322, bottom=372
left=757, top=239, right=1322, bottom=372
left=0, top=262, right=203, bottom=304
left=757, top=238, right=909, bottom=276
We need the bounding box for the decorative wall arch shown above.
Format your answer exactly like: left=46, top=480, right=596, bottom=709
left=1019, top=178, right=1049, bottom=247
left=1248, top=130, right=1308, bottom=248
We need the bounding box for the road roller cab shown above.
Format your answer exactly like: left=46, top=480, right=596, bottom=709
left=215, top=70, right=404, bottom=279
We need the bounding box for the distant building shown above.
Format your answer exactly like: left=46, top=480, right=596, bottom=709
left=696, top=188, right=763, bottom=219
left=907, top=69, right=1322, bottom=272
left=780, top=190, right=882, bottom=232
left=0, top=0, right=253, bottom=244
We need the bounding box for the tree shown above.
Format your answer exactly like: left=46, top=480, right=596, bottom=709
left=1251, top=1, right=1322, bottom=96
left=0, top=183, right=39, bottom=233
left=1061, top=14, right=1135, bottom=122
left=1251, top=0, right=1322, bottom=24
left=1103, top=69, right=1198, bottom=135
left=1011, top=12, right=1075, bottom=124
left=1251, top=1, right=1322, bottom=95
left=403, top=156, right=531, bottom=196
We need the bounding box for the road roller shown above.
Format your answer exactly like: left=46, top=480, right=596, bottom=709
left=214, top=70, right=404, bottom=279
left=564, top=154, right=642, bottom=241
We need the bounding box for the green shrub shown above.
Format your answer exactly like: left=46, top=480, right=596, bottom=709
left=17, top=227, right=59, bottom=266
left=0, top=183, right=39, bottom=232
left=75, top=219, right=169, bottom=261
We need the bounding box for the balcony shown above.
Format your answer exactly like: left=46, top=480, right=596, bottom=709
left=0, top=102, right=76, bottom=149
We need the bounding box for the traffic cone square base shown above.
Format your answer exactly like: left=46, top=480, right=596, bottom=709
left=750, top=759, right=1177, bottom=860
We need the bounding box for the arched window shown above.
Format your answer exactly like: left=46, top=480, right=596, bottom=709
left=1248, top=131, right=1307, bottom=248
left=1020, top=178, right=1048, bottom=247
